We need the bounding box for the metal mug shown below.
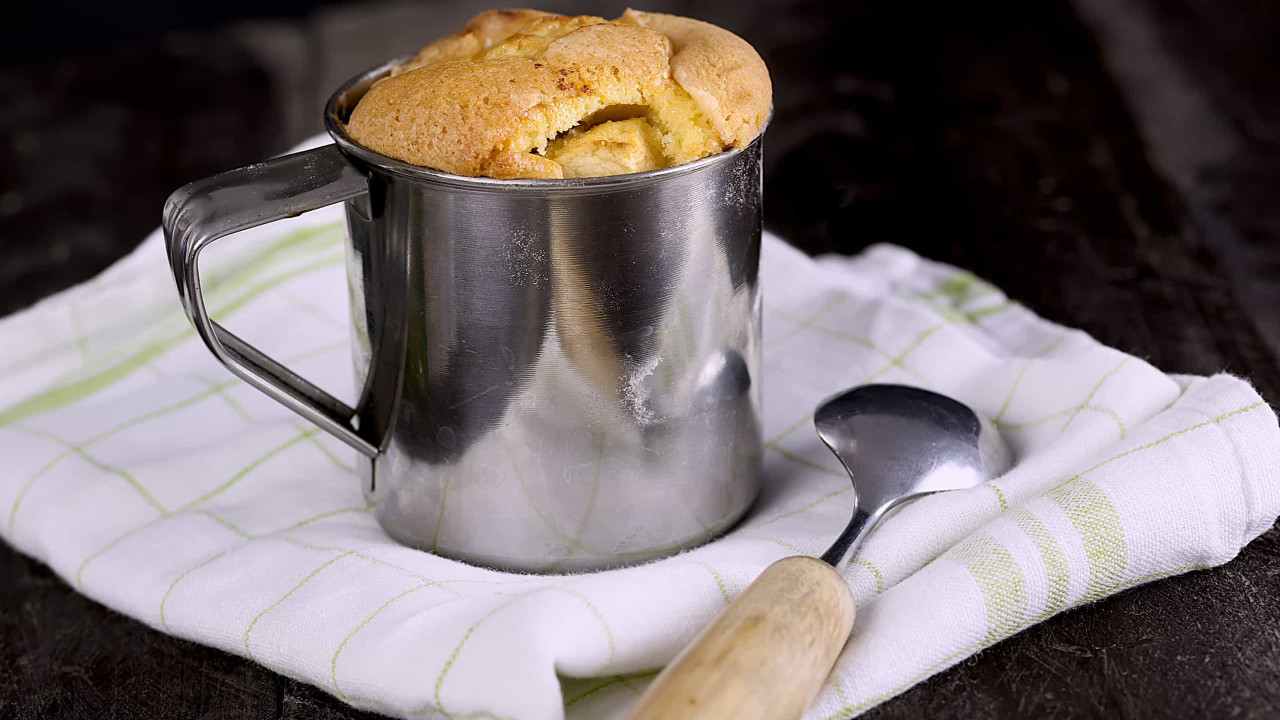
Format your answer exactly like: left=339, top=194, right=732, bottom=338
left=162, top=61, right=765, bottom=572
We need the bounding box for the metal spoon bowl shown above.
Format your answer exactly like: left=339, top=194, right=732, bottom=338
left=816, top=383, right=1013, bottom=565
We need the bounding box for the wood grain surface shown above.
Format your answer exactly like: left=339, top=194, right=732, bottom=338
left=1, top=0, right=1277, bottom=718
left=624, top=557, right=855, bottom=720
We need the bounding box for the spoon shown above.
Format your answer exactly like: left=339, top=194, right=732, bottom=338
left=624, top=384, right=1013, bottom=720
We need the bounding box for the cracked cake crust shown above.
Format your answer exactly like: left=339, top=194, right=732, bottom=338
left=345, top=8, right=771, bottom=179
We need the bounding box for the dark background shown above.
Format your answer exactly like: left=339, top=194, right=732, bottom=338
left=2, top=0, right=1279, bottom=718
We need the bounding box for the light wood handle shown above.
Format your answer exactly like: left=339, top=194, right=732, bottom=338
left=624, top=556, right=855, bottom=720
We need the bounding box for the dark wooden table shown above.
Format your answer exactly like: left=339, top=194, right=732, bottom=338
left=2, top=0, right=1278, bottom=717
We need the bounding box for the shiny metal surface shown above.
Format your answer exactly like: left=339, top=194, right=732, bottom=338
left=163, top=60, right=765, bottom=572
left=163, top=143, right=376, bottom=457
left=814, top=384, right=1012, bottom=566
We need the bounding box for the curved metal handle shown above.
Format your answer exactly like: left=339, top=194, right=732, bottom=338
left=162, top=144, right=378, bottom=457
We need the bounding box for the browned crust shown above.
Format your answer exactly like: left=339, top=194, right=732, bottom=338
left=348, top=19, right=671, bottom=178
left=393, top=9, right=557, bottom=73
left=619, top=9, right=772, bottom=148
left=346, top=9, right=772, bottom=178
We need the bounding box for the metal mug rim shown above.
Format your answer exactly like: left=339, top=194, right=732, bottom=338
left=322, top=59, right=770, bottom=191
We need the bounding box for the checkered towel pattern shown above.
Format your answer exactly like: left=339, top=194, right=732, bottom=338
left=2, top=138, right=1277, bottom=720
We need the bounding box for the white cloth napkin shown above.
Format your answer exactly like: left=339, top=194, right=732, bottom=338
left=2, top=140, right=1278, bottom=720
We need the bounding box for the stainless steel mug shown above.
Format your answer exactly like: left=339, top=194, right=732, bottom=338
left=162, top=61, right=764, bottom=571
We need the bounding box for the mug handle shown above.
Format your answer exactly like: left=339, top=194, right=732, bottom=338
left=162, top=144, right=378, bottom=458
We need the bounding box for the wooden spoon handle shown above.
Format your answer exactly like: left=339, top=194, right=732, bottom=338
left=623, top=556, right=855, bottom=720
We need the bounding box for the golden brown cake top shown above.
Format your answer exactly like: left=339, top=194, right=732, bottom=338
left=345, top=8, right=772, bottom=179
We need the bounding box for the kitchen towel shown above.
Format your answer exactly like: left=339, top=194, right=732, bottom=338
left=2, top=137, right=1278, bottom=720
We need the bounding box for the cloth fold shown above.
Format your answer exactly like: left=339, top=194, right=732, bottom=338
left=2, top=140, right=1277, bottom=719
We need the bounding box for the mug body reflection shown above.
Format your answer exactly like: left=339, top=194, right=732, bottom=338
left=164, top=61, right=765, bottom=572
